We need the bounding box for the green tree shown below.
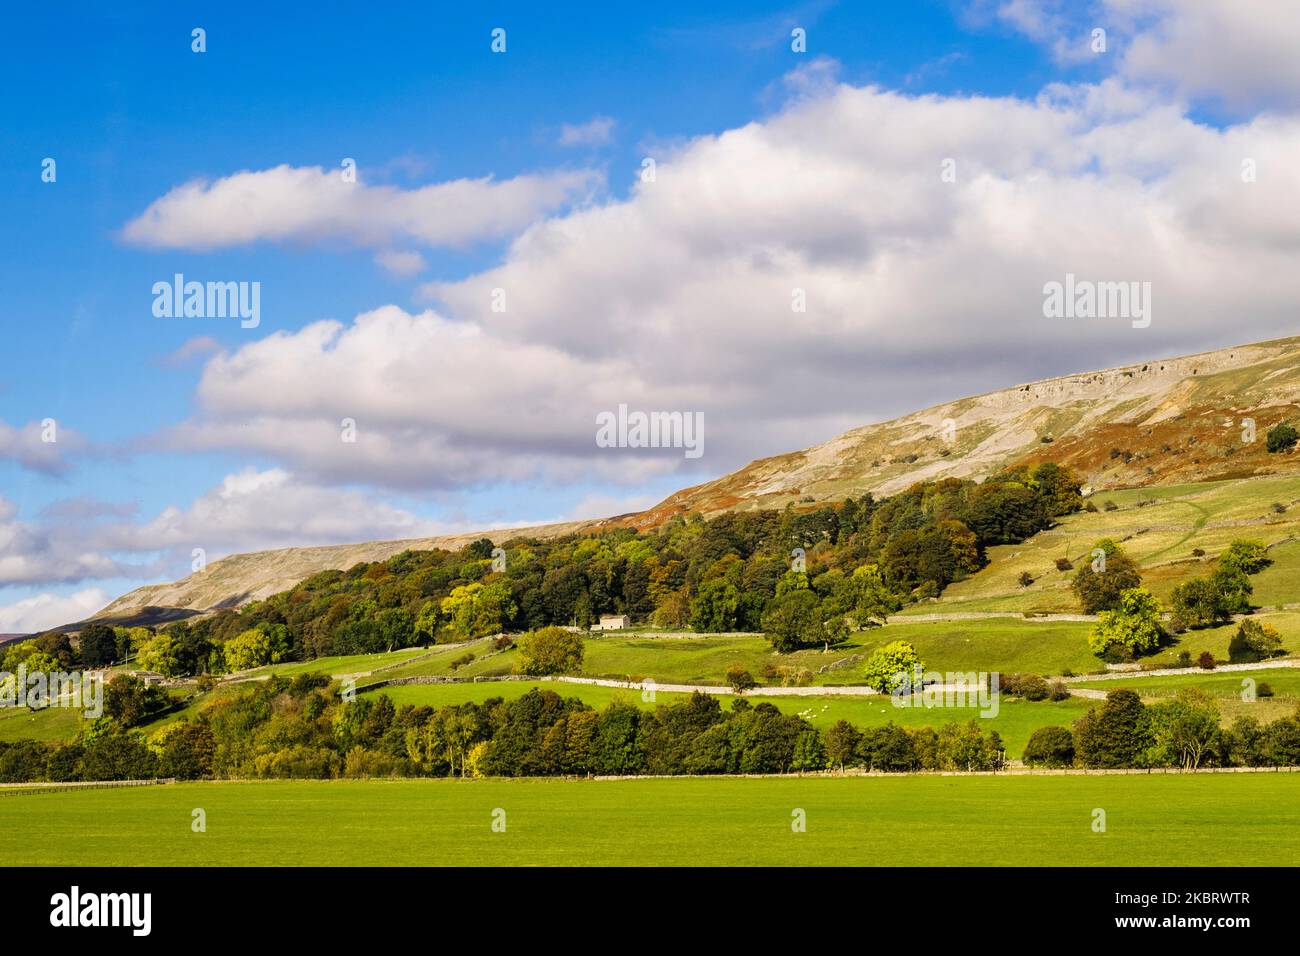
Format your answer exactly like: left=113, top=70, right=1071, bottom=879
left=1073, top=689, right=1151, bottom=768
left=1146, top=689, right=1220, bottom=769
left=845, top=564, right=901, bottom=628
left=135, top=632, right=186, bottom=678
left=1229, top=618, right=1284, bottom=663
left=103, top=674, right=170, bottom=728
left=1071, top=540, right=1142, bottom=613
left=1089, top=587, right=1164, bottom=658
left=1261, top=716, right=1300, bottom=766
left=77, top=623, right=119, bottom=667
left=689, top=579, right=740, bottom=633
left=0, top=740, right=50, bottom=782
left=1219, top=539, right=1270, bottom=575
left=1021, top=461, right=1084, bottom=517
left=152, top=721, right=216, bottom=779
left=791, top=729, right=827, bottom=772
left=1023, top=726, right=1075, bottom=767
left=760, top=589, right=825, bottom=653
left=223, top=628, right=276, bottom=671
left=823, top=719, right=861, bottom=772
left=856, top=723, right=920, bottom=772
left=590, top=701, right=644, bottom=775
left=862, top=640, right=923, bottom=694
left=725, top=663, right=757, bottom=694
left=1210, top=564, right=1253, bottom=615
left=1266, top=422, right=1297, bottom=453
left=1223, top=716, right=1266, bottom=767
left=440, top=581, right=517, bottom=640
left=79, top=728, right=159, bottom=781
left=33, top=631, right=76, bottom=669
left=514, top=626, right=584, bottom=676
left=413, top=600, right=442, bottom=642
left=936, top=720, right=1000, bottom=771
left=1169, top=576, right=1230, bottom=628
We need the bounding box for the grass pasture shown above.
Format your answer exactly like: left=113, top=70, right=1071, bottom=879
left=0, top=701, right=85, bottom=743
left=3, top=775, right=1296, bottom=866
left=1073, top=666, right=1300, bottom=701
left=901, top=474, right=1300, bottom=614
left=370, top=618, right=1102, bottom=686
left=241, top=647, right=430, bottom=680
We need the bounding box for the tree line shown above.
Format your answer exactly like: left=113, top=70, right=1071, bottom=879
left=4, top=462, right=1078, bottom=679
left=4, top=676, right=1295, bottom=784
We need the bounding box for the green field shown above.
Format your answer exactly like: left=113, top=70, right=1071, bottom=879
left=900, top=474, right=1300, bottom=614
left=0, top=702, right=85, bottom=743
left=0, top=688, right=192, bottom=744
left=362, top=680, right=1093, bottom=757
left=1250, top=539, right=1300, bottom=608
left=370, top=615, right=1297, bottom=686
left=242, top=647, right=430, bottom=679
left=1073, top=667, right=1300, bottom=700
left=4, top=776, right=1296, bottom=866
left=369, top=619, right=1104, bottom=685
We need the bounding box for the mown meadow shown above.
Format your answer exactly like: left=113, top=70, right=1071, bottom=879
left=4, top=775, right=1296, bottom=866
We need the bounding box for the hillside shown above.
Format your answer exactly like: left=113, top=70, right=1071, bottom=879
left=900, top=472, right=1300, bottom=616
left=94, top=520, right=601, bottom=621
left=95, top=335, right=1300, bottom=622
left=640, top=335, right=1300, bottom=521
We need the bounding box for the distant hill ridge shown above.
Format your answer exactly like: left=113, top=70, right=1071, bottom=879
left=93, top=335, right=1300, bottom=624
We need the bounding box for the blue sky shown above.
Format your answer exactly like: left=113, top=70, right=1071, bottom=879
left=4, top=0, right=1299, bottom=631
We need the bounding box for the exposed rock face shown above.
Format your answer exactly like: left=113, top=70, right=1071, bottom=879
left=97, top=335, right=1300, bottom=620
left=639, top=336, right=1300, bottom=521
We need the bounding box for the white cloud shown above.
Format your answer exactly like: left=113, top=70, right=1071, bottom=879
left=993, top=0, right=1300, bottom=109
left=121, top=164, right=602, bottom=251
left=0, top=419, right=84, bottom=475
left=0, top=497, right=122, bottom=585
left=1114, top=0, right=1300, bottom=109
left=374, top=249, right=428, bottom=277
left=113, top=467, right=444, bottom=555
left=158, top=306, right=688, bottom=489
left=0, top=588, right=111, bottom=634
left=558, top=116, right=616, bottom=147
left=0, top=471, right=451, bottom=589
left=129, top=74, right=1300, bottom=495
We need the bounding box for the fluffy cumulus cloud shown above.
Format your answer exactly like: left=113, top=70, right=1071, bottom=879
left=0, top=588, right=111, bottom=635
left=1115, top=0, right=1300, bottom=109
left=136, top=61, right=1300, bottom=492
left=120, top=164, right=602, bottom=251
left=995, top=0, right=1300, bottom=109
left=158, top=306, right=691, bottom=489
